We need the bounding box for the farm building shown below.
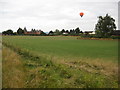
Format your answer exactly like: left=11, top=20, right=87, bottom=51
left=63, top=32, right=69, bottom=35
left=24, top=29, right=41, bottom=35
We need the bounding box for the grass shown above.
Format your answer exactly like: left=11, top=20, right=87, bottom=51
left=2, top=36, right=118, bottom=88
left=2, top=46, right=26, bottom=88
left=2, top=36, right=118, bottom=62
left=0, top=37, right=2, bottom=89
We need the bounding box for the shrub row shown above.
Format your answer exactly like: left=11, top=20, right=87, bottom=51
left=80, top=34, right=120, bottom=39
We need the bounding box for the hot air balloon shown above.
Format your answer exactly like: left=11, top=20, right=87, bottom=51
left=80, top=12, right=84, bottom=17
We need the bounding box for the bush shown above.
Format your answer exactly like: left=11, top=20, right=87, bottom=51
left=110, top=35, right=120, bottom=39
left=81, top=34, right=96, bottom=38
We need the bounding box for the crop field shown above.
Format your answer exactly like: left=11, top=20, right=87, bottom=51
left=2, top=36, right=118, bottom=88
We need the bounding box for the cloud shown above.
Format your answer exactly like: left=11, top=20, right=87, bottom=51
left=0, top=0, right=119, bottom=32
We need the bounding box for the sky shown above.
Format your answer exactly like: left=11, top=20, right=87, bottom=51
left=0, top=0, right=119, bottom=32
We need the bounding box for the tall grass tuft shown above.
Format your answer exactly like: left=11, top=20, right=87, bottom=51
left=2, top=40, right=118, bottom=88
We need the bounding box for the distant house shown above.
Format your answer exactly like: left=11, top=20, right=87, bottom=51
left=24, top=29, right=41, bottom=35
left=84, top=31, right=95, bottom=35
left=63, top=32, right=69, bottom=35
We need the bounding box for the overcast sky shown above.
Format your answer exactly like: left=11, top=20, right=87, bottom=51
left=0, top=0, right=119, bottom=32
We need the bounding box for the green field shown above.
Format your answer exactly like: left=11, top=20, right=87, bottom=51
left=3, top=36, right=118, bottom=62
left=2, top=36, right=118, bottom=88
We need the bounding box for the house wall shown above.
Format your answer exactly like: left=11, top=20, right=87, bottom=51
left=24, top=31, right=41, bottom=35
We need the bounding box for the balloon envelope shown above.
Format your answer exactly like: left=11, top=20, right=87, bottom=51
left=80, top=12, right=84, bottom=17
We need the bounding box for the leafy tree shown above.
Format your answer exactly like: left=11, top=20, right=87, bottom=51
left=7, top=30, right=13, bottom=34
left=40, top=31, right=47, bottom=36
left=75, top=27, right=80, bottom=34
left=23, top=27, right=27, bottom=32
left=31, top=29, right=34, bottom=32
left=70, top=29, right=73, bottom=33
left=2, top=29, right=14, bottom=35
left=70, top=29, right=74, bottom=35
left=65, top=30, right=69, bottom=33
left=2, top=31, right=7, bottom=35
left=54, top=29, right=61, bottom=35
left=61, top=29, right=65, bottom=34
left=70, top=28, right=80, bottom=36
left=13, top=32, right=17, bottom=35
left=95, top=14, right=116, bottom=38
left=80, top=31, right=83, bottom=34
left=48, top=31, right=54, bottom=36
left=17, top=27, right=24, bottom=35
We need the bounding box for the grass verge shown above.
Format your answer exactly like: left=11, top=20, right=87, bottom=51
left=2, top=42, right=118, bottom=88
left=2, top=46, right=26, bottom=88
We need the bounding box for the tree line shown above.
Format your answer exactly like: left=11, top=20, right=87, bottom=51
left=2, top=27, right=83, bottom=36
left=2, top=14, right=118, bottom=38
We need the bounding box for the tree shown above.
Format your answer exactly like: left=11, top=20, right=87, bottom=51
left=54, top=29, right=61, bottom=35
left=2, top=29, right=14, bottom=35
left=80, top=31, right=83, bottom=34
left=70, top=29, right=74, bottom=35
left=48, top=31, right=54, bottom=36
left=13, top=32, right=17, bottom=35
left=23, top=27, right=27, bottom=32
left=61, top=29, right=65, bottom=34
left=75, top=27, right=80, bottom=34
left=17, top=27, right=24, bottom=35
left=66, top=30, right=69, bottom=33
left=40, top=31, right=47, bottom=36
left=95, top=14, right=116, bottom=38
left=70, top=29, right=73, bottom=33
